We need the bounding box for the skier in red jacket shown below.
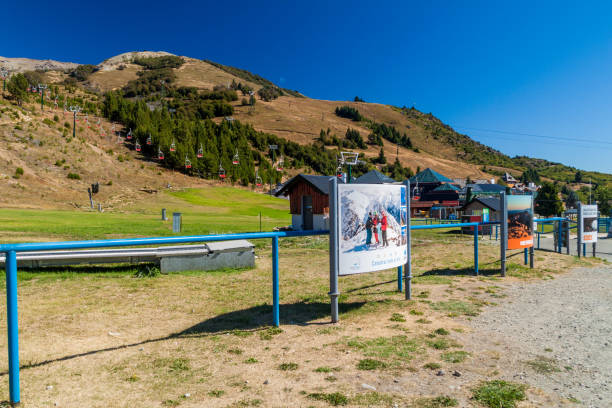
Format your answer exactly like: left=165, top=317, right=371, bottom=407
left=381, top=211, right=388, bottom=247
left=372, top=212, right=379, bottom=244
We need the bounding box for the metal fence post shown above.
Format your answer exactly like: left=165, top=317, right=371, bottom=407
left=328, top=177, right=339, bottom=323
left=565, top=221, right=570, bottom=255
left=474, top=224, right=479, bottom=275
left=529, top=246, right=534, bottom=268
left=524, top=248, right=528, bottom=265
left=5, top=250, right=20, bottom=405
left=397, top=266, right=403, bottom=292
left=500, top=192, right=507, bottom=277
left=404, top=181, right=412, bottom=300
left=577, top=203, right=582, bottom=258
left=272, top=236, right=280, bottom=327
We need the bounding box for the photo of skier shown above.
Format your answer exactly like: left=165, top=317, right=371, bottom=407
left=337, top=184, right=407, bottom=275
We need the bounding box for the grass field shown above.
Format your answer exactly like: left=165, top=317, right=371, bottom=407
left=0, top=187, right=290, bottom=243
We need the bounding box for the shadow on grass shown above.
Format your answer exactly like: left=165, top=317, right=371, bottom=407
left=0, top=300, right=365, bottom=376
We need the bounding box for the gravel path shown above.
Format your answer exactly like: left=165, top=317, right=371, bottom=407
left=468, top=266, right=612, bottom=407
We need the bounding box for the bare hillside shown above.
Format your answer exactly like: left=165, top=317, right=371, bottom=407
left=0, top=98, right=207, bottom=210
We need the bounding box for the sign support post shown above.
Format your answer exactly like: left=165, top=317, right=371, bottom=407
left=499, top=192, right=506, bottom=277
left=577, top=202, right=582, bottom=258
left=328, top=177, right=339, bottom=323
left=404, top=180, right=412, bottom=299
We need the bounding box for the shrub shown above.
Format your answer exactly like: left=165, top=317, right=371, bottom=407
left=472, top=380, right=526, bottom=408
left=67, top=173, right=81, bottom=180
left=307, top=392, right=348, bottom=406
left=53, top=114, right=59, bottom=122
left=357, top=359, right=386, bottom=370
left=257, top=85, right=283, bottom=101
left=132, top=55, right=184, bottom=70
left=335, top=105, right=362, bottom=121
left=278, top=362, right=298, bottom=371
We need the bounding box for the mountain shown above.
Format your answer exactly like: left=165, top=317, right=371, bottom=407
left=0, top=51, right=610, bottom=209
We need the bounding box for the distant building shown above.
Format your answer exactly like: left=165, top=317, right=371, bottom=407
left=461, top=197, right=501, bottom=221
left=354, top=170, right=397, bottom=184
left=274, top=174, right=330, bottom=230
left=409, top=168, right=454, bottom=199
left=502, top=172, right=518, bottom=187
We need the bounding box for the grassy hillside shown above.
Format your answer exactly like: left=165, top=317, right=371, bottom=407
left=1, top=52, right=610, bottom=210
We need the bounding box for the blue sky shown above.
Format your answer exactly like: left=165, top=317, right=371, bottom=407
left=3, top=1, right=612, bottom=173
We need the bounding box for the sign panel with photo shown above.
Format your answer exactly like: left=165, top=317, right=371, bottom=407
left=337, top=184, right=407, bottom=275
left=506, top=195, right=534, bottom=249
left=581, top=204, right=598, bottom=243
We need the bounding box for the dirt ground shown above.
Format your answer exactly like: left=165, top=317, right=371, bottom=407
left=0, top=235, right=603, bottom=407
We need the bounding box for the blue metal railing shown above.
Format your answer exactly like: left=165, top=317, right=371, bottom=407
left=0, top=219, right=508, bottom=405
left=1, top=229, right=328, bottom=405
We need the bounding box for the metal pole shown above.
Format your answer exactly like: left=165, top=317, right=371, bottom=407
left=529, top=246, right=534, bottom=268
left=577, top=203, right=582, bottom=258
left=397, top=265, right=403, bottom=292
left=328, top=177, right=339, bottom=322
left=404, top=180, right=412, bottom=300
left=6, top=250, right=20, bottom=405
left=565, top=221, right=570, bottom=255
left=272, top=236, right=279, bottom=327
left=348, top=165, right=352, bottom=184
left=583, top=243, right=586, bottom=257
left=474, top=224, right=479, bottom=275
left=592, top=243, right=596, bottom=257
left=524, top=248, right=528, bottom=265
left=73, top=110, right=76, bottom=139
left=259, top=212, right=262, bottom=232
left=500, top=192, right=506, bottom=277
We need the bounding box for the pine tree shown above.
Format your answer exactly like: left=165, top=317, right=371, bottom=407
left=535, top=182, right=563, bottom=216
left=7, top=73, right=28, bottom=105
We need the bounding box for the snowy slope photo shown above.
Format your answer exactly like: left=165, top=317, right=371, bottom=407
left=337, top=184, right=407, bottom=275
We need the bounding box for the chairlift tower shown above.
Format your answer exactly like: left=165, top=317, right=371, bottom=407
left=340, top=151, right=359, bottom=183
left=69, top=105, right=81, bottom=138
left=37, top=83, right=48, bottom=112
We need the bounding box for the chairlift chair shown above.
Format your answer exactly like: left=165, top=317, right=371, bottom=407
left=126, top=129, right=133, bottom=140
left=276, top=155, right=284, bottom=172
left=255, top=170, right=262, bottom=187
left=219, top=164, right=226, bottom=180
left=170, top=140, right=176, bottom=152
left=185, top=156, right=192, bottom=169
left=135, top=140, right=142, bottom=152
left=232, top=149, right=240, bottom=165
left=197, top=144, right=203, bottom=158
left=158, top=148, right=165, bottom=160
left=100, top=127, right=105, bottom=137
left=146, top=134, right=152, bottom=145
left=96, top=118, right=101, bottom=128
left=117, top=134, right=124, bottom=144
left=336, top=165, right=344, bottom=178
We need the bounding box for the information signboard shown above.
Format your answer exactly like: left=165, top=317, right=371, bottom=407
left=580, top=204, right=598, bottom=243
left=337, top=184, right=407, bottom=275
left=506, top=195, right=534, bottom=250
